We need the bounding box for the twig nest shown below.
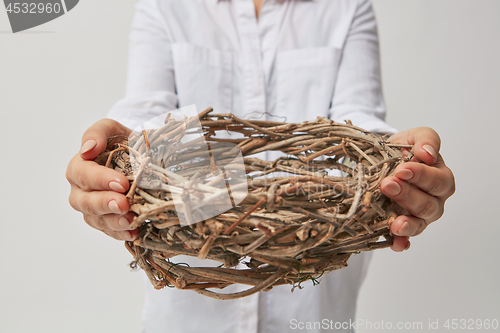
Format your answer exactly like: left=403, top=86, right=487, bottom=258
left=96, top=107, right=410, bottom=300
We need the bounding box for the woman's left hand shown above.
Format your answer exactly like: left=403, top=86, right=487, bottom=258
left=380, top=127, right=456, bottom=252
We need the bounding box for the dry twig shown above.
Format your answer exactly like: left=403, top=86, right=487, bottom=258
left=97, top=108, right=410, bottom=299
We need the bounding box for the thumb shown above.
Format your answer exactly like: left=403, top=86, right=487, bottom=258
left=79, top=118, right=132, bottom=160
left=389, top=127, right=441, bottom=165
left=408, top=127, right=441, bottom=165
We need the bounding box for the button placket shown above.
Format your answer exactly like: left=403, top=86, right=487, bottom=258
left=234, top=0, right=266, bottom=115
left=233, top=6, right=264, bottom=333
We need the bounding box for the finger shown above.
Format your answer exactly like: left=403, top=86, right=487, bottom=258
left=83, top=212, right=136, bottom=232
left=390, top=215, right=428, bottom=237
left=103, top=229, right=139, bottom=242
left=390, top=235, right=411, bottom=252
left=69, top=185, right=129, bottom=216
left=66, top=154, right=130, bottom=192
left=80, top=118, right=131, bottom=160
left=380, top=176, right=444, bottom=221
left=389, top=127, right=441, bottom=165
left=394, top=159, right=455, bottom=198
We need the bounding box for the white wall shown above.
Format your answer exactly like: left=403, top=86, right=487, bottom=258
left=357, top=1, right=500, bottom=332
left=0, top=1, right=498, bottom=333
left=0, top=1, right=143, bottom=332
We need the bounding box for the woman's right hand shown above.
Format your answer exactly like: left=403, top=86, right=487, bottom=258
left=66, top=119, right=139, bottom=241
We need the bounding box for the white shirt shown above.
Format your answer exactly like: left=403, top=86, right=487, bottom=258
left=107, top=0, right=396, bottom=332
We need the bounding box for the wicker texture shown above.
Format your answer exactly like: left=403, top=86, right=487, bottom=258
left=96, top=108, right=410, bottom=300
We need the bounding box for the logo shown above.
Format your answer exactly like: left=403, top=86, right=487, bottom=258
left=3, top=0, right=79, bottom=33
left=130, top=105, right=248, bottom=226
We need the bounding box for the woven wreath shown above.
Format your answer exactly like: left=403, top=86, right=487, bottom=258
left=96, top=107, right=410, bottom=300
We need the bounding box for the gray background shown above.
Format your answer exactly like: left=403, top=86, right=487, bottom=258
left=0, top=0, right=498, bottom=332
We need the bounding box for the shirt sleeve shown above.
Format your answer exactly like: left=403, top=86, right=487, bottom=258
left=329, top=0, right=397, bottom=134
left=106, top=0, right=177, bottom=130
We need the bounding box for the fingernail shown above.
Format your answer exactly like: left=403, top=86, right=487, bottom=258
left=384, top=181, right=401, bottom=196
left=109, top=181, right=125, bottom=192
left=108, top=200, right=123, bottom=214
left=405, top=240, right=411, bottom=251
left=80, top=140, right=97, bottom=155
left=423, top=144, right=437, bottom=161
left=395, top=169, right=414, bottom=181
left=119, top=216, right=131, bottom=229
left=398, top=221, right=410, bottom=236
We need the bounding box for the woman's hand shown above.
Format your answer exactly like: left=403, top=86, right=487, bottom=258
left=66, top=119, right=139, bottom=241
left=380, top=127, right=455, bottom=251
